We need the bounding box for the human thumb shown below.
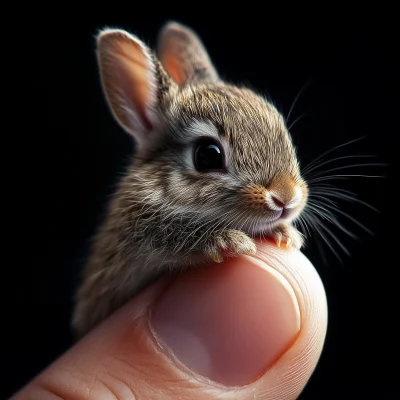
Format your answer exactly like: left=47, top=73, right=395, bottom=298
left=12, top=240, right=327, bottom=400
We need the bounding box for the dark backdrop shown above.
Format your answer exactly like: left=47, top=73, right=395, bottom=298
left=5, top=6, right=397, bottom=399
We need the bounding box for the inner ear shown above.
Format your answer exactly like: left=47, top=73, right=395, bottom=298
left=162, top=53, right=187, bottom=87
left=157, top=21, right=220, bottom=86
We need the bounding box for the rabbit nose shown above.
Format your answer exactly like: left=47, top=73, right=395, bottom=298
left=266, top=189, right=302, bottom=212
left=265, top=192, right=288, bottom=211
left=271, top=195, right=286, bottom=209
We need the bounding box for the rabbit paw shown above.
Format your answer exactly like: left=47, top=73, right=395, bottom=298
left=270, top=224, right=304, bottom=250
left=206, top=229, right=256, bottom=263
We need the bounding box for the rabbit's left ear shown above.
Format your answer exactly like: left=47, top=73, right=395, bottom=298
left=157, top=21, right=220, bottom=86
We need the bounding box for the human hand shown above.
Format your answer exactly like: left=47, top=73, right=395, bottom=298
left=12, top=239, right=327, bottom=399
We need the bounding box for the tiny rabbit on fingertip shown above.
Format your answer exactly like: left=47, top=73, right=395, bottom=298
left=73, top=22, right=308, bottom=337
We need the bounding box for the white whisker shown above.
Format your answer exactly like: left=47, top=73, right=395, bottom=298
left=303, top=212, right=344, bottom=265
left=288, top=113, right=308, bottom=131
left=305, top=162, right=386, bottom=179
left=286, top=79, right=312, bottom=128
left=308, top=174, right=384, bottom=184
left=314, top=199, right=374, bottom=235
left=310, top=190, right=379, bottom=212
left=317, top=220, right=351, bottom=256
left=302, top=136, right=367, bottom=175
left=303, top=154, right=377, bottom=177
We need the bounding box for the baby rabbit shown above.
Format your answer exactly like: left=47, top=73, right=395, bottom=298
left=72, top=22, right=308, bottom=337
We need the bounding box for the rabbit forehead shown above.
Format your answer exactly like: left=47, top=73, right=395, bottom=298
left=168, top=84, right=298, bottom=179
left=170, top=84, right=288, bottom=141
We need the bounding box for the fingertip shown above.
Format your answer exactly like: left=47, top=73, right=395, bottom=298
left=151, top=255, right=302, bottom=386
left=13, top=244, right=327, bottom=400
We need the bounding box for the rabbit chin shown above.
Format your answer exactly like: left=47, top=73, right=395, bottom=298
left=239, top=213, right=292, bottom=236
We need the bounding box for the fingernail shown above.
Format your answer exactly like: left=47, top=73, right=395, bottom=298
left=151, top=257, right=300, bottom=386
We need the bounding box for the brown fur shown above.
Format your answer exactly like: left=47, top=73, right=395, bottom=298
left=72, top=22, right=308, bottom=337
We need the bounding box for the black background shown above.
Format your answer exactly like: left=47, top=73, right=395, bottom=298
left=5, top=5, right=398, bottom=399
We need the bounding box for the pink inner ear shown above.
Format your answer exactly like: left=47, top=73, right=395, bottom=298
left=101, top=36, right=154, bottom=133
left=162, top=52, right=187, bottom=86
left=117, top=41, right=154, bottom=131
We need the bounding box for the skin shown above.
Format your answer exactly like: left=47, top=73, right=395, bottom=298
left=13, top=240, right=327, bottom=400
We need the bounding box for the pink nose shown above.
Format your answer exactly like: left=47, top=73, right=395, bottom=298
left=271, top=195, right=287, bottom=208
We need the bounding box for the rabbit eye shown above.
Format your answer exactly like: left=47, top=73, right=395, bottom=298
left=194, top=139, right=225, bottom=172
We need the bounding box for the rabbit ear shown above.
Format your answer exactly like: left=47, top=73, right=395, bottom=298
left=157, top=21, right=220, bottom=86
left=97, top=29, right=176, bottom=152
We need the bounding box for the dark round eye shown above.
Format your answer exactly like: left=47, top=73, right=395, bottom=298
left=194, top=139, right=225, bottom=172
